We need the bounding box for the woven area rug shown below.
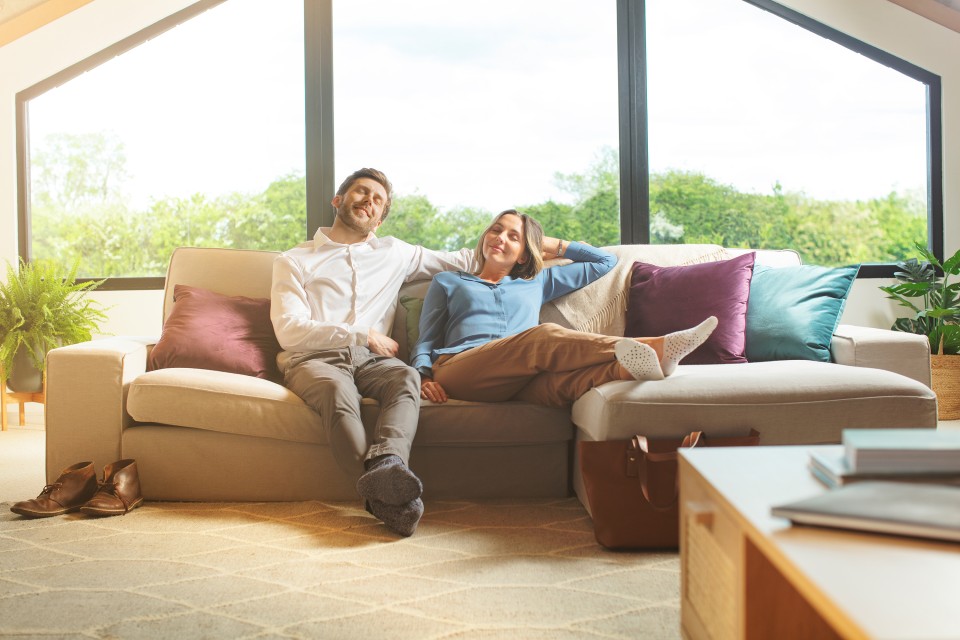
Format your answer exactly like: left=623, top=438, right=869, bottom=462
left=0, top=497, right=681, bottom=639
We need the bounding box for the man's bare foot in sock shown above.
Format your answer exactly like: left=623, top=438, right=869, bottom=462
left=356, top=455, right=423, bottom=505
left=366, top=498, right=424, bottom=537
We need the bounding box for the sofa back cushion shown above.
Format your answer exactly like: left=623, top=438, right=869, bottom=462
left=393, top=245, right=804, bottom=364
left=541, top=244, right=731, bottom=337
left=392, top=246, right=730, bottom=364
left=726, top=247, right=801, bottom=268
left=163, top=247, right=279, bottom=324
left=161, top=244, right=804, bottom=366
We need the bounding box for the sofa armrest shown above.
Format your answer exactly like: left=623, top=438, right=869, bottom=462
left=45, top=337, right=154, bottom=483
left=831, top=324, right=931, bottom=388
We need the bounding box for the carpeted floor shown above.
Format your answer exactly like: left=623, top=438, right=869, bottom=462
left=0, top=426, right=682, bottom=639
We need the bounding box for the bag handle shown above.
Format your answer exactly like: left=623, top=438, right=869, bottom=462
left=627, top=431, right=703, bottom=510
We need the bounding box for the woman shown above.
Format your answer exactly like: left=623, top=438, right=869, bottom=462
left=411, top=209, right=717, bottom=408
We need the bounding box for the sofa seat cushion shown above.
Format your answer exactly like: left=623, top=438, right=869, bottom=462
left=416, top=400, right=572, bottom=445
left=128, top=368, right=326, bottom=445
left=572, top=360, right=937, bottom=445
left=128, top=369, right=574, bottom=449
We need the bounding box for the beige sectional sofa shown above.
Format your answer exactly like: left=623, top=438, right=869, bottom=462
left=45, top=244, right=938, bottom=506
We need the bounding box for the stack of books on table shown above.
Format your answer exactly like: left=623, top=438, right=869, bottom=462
left=808, top=428, right=960, bottom=489
left=771, top=429, right=960, bottom=543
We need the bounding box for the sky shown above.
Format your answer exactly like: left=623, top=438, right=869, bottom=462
left=27, top=0, right=928, bottom=215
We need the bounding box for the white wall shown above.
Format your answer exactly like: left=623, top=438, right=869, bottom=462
left=1, top=0, right=959, bottom=338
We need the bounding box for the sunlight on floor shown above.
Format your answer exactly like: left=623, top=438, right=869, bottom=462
left=1, top=403, right=46, bottom=504
left=2, top=403, right=45, bottom=430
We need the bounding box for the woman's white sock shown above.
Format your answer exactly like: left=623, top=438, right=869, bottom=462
left=615, top=340, right=665, bottom=381
left=661, top=316, right=719, bottom=376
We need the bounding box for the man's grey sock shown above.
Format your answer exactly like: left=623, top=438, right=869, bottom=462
left=356, top=454, right=423, bottom=505
left=366, top=497, right=424, bottom=537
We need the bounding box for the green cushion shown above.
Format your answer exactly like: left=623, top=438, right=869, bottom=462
left=746, top=264, right=859, bottom=362
left=399, top=295, right=423, bottom=353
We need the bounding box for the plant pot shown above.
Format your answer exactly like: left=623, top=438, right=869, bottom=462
left=930, top=354, right=960, bottom=420
left=5, top=345, right=43, bottom=393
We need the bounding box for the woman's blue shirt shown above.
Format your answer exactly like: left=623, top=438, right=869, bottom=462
left=411, top=242, right=617, bottom=377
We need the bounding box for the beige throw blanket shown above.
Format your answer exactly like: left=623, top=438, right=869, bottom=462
left=540, top=244, right=730, bottom=336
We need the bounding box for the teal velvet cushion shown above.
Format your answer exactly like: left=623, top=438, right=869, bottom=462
left=745, top=264, right=859, bottom=362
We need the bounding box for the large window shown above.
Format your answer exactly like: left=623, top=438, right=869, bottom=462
left=332, top=0, right=620, bottom=249
left=16, top=0, right=943, bottom=287
left=645, top=0, right=932, bottom=267
left=21, top=0, right=305, bottom=283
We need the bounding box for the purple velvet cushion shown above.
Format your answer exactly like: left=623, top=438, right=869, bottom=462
left=148, top=284, right=282, bottom=381
left=625, top=252, right=755, bottom=364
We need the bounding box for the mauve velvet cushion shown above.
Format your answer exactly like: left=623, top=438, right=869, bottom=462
left=148, top=284, right=282, bottom=381
left=625, top=252, right=755, bottom=364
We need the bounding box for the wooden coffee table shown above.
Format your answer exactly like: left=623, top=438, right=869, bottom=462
left=678, top=445, right=959, bottom=640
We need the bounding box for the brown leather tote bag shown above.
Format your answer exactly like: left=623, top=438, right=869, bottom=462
left=579, top=429, right=760, bottom=549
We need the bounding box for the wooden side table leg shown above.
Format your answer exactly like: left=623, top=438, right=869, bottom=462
left=1, top=365, right=46, bottom=429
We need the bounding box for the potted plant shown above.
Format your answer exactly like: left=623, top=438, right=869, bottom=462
left=0, top=258, right=106, bottom=393
left=879, top=242, right=960, bottom=418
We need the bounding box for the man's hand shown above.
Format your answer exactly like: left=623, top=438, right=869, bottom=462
left=367, top=328, right=399, bottom=358
left=421, top=379, right=448, bottom=404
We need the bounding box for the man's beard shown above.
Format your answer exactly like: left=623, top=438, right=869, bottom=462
left=336, top=203, right=380, bottom=234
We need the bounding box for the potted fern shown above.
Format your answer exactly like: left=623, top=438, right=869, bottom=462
left=0, top=258, right=106, bottom=393
left=879, top=242, right=960, bottom=418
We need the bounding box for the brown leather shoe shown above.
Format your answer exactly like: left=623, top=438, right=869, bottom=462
left=81, top=459, right=144, bottom=517
left=10, top=461, right=98, bottom=518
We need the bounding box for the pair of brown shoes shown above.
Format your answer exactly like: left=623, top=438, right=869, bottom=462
left=10, top=459, right=144, bottom=519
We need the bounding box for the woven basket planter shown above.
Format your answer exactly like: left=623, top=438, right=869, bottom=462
left=931, top=354, right=960, bottom=420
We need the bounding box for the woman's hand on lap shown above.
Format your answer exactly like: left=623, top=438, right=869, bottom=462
left=421, top=379, right=448, bottom=404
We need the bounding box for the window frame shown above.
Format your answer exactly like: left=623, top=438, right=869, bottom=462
left=618, top=0, right=943, bottom=278
left=15, top=0, right=232, bottom=290
left=744, top=0, right=943, bottom=278
left=15, top=0, right=944, bottom=288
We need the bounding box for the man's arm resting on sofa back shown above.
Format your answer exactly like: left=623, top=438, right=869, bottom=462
left=831, top=325, right=932, bottom=387
left=45, top=337, right=153, bottom=484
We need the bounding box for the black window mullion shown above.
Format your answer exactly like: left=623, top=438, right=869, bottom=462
left=617, top=0, right=649, bottom=245
left=928, top=79, right=944, bottom=260
left=304, top=0, right=335, bottom=236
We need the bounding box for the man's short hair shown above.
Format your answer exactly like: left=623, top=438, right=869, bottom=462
left=336, top=168, right=394, bottom=220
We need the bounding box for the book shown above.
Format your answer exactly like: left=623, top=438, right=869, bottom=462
left=808, top=450, right=960, bottom=489
left=771, top=481, right=960, bottom=543
left=842, top=429, right=960, bottom=474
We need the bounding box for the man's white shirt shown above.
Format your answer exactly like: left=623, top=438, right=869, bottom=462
left=271, top=227, right=475, bottom=353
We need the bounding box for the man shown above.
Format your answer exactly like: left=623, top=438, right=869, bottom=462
left=271, top=168, right=474, bottom=536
